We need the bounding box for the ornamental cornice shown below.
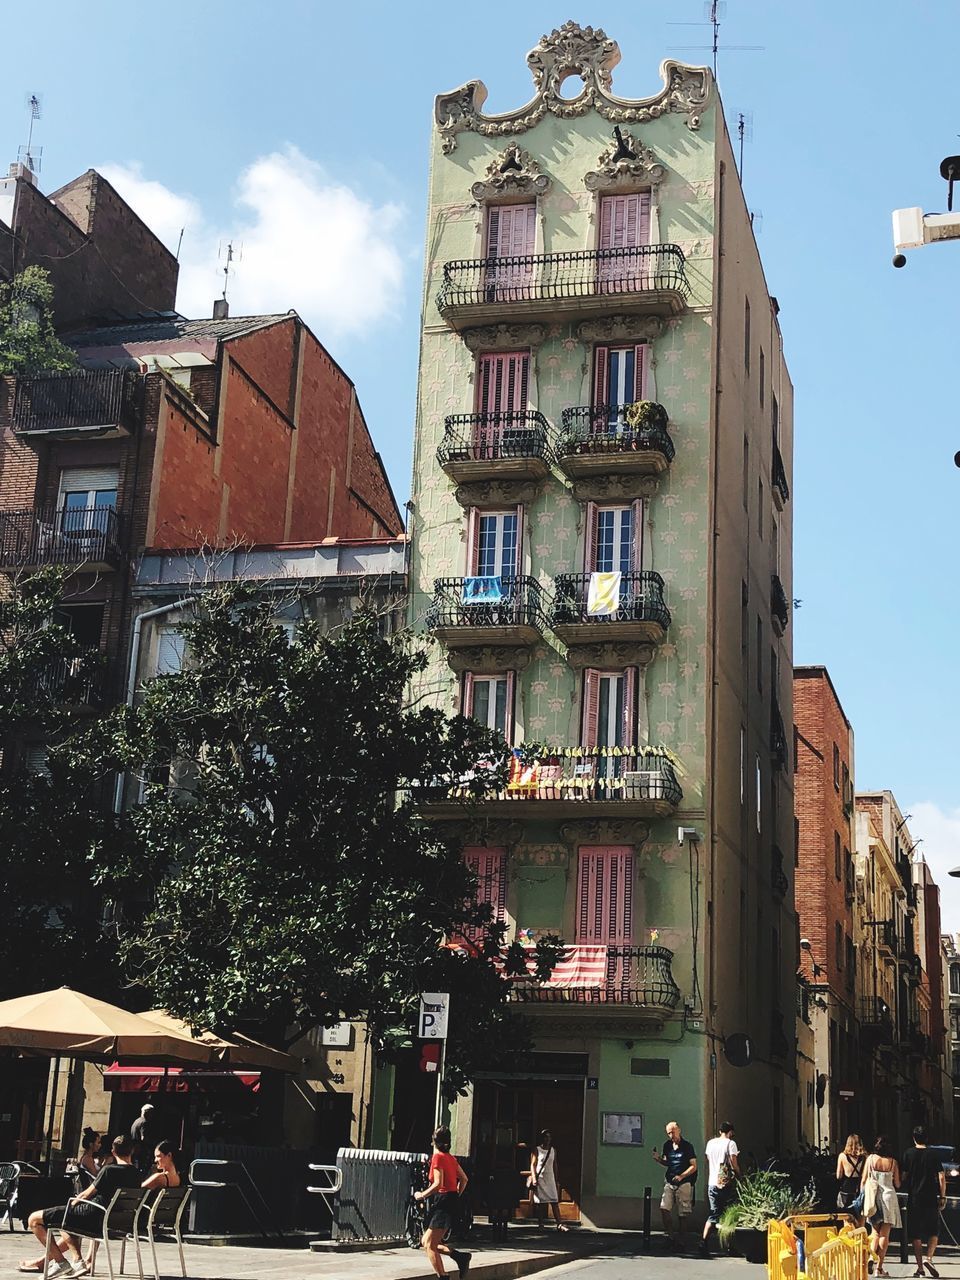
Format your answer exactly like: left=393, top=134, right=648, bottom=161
left=462, top=323, right=548, bottom=353
left=569, top=474, right=660, bottom=505
left=453, top=477, right=546, bottom=508
left=435, top=23, right=710, bottom=154
left=444, top=645, right=534, bottom=675
left=562, top=640, right=657, bottom=670
left=584, top=130, right=666, bottom=191
left=560, top=819, right=650, bottom=847
left=471, top=145, right=551, bottom=201
left=576, top=315, right=663, bottom=343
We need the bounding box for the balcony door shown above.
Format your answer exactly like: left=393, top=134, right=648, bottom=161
left=485, top=203, right=536, bottom=300
left=469, top=509, right=520, bottom=579
left=464, top=672, right=514, bottom=740
left=58, top=466, right=118, bottom=544
left=592, top=344, right=648, bottom=431
left=586, top=503, right=641, bottom=574
left=476, top=352, right=529, bottom=458
left=597, top=192, right=651, bottom=292
left=577, top=845, right=636, bottom=996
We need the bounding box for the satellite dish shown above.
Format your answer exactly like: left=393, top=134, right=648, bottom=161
left=724, top=1032, right=752, bottom=1068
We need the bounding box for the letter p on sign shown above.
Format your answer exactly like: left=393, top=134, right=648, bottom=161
left=418, top=992, right=449, bottom=1040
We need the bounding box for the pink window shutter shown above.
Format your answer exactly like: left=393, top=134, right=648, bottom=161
left=577, top=847, right=634, bottom=944
left=592, top=346, right=609, bottom=408
left=513, top=502, right=524, bottom=574
left=464, top=847, right=507, bottom=939
left=634, top=344, right=648, bottom=400
left=584, top=501, right=599, bottom=571
left=599, top=194, right=649, bottom=250
left=638, top=191, right=651, bottom=245
left=630, top=498, right=644, bottom=571
left=466, top=508, right=480, bottom=574
left=599, top=198, right=615, bottom=252
left=485, top=207, right=501, bottom=259
left=504, top=670, right=516, bottom=744
left=478, top=352, right=529, bottom=416
left=462, top=672, right=474, bottom=718
left=582, top=669, right=601, bottom=749
left=621, top=668, right=637, bottom=749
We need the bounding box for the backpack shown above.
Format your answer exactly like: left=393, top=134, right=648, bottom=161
left=716, top=1139, right=736, bottom=1188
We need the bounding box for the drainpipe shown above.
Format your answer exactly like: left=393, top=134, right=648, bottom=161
left=112, top=596, right=193, bottom=811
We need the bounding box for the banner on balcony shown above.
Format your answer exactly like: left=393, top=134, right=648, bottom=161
left=508, top=750, right=539, bottom=790
left=587, top=571, right=621, bottom=616
left=517, top=943, right=608, bottom=987
left=461, top=575, right=504, bottom=604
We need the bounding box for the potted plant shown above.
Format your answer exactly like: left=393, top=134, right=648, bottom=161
left=717, top=1170, right=816, bottom=1264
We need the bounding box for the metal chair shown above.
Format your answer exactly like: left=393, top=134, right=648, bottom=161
left=44, top=1188, right=151, bottom=1280
left=142, top=1186, right=191, bottom=1280
left=0, top=1162, right=18, bottom=1231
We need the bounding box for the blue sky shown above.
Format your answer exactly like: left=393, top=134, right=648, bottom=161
left=4, top=1, right=960, bottom=915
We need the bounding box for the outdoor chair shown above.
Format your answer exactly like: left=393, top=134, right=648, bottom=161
left=0, top=1162, right=18, bottom=1231
left=44, top=1188, right=152, bottom=1280
left=143, top=1186, right=191, bottom=1280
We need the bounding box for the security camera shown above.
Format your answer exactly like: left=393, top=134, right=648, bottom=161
left=893, top=253, right=907, bottom=268
left=800, top=938, right=812, bottom=950
left=677, top=826, right=701, bottom=846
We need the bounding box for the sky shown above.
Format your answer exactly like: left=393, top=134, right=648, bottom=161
left=3, top=1, right=960, bottom=921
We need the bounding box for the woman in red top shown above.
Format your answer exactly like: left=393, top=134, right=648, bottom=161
left=414, top=1126, right=471, bottom=1278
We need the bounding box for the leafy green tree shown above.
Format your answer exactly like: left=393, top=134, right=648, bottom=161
left=78, top=584, right=560, bottom=1094
left=0, top=266, right=76, bottom=375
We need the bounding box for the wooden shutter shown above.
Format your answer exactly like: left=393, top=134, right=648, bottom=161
left=513, top=503, right=524, bottom=574
left=462, top=672, right=474, bottom=718
left=621, top=668, right=637, bottom=748
left=634, top=344, right=649, bottom=399
left=630, top=498, right=644, bottom=571
left=466, top=508, right=480, bottom=574
left=599, top=194, right=650, bottom=249
left=582, top=669, right=601, bottom=749
left=488, top=204, right=535, bottom=259
left=485, top=207, right=501, bottom=258
left=584, top=501, right=599, bottom=571
left=592, top=346, right=609, bottom=407
left=464, top=846, right=507, bottom=931
left=576, top=847, right=635, bottom=943
left=476, top=352, right=529, bottom=415
left=503, top=670, right=516, bottom=744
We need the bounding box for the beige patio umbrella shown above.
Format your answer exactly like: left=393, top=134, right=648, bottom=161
left=0, top=987, right=215, bottom=1063
left=141, top=1010, right=298, bottom=1072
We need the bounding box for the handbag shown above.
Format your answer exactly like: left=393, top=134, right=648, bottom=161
left=843, top=1187, right=866, bottom=1215
left=862, top=1177, right=878, bottom=1220
left=717, top=1140, right=736, bottom=1189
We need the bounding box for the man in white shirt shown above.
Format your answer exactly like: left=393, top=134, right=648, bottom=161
left=701, top=1122, right=740, bottom=1257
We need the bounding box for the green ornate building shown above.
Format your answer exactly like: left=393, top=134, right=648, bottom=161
left=406, top=21, right=796, bottom=1225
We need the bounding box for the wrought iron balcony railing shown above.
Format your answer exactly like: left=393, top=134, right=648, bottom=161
left=771, top=574, right=789, bottom=633
left=426, top=575, right=546, bottom=636
left=771, top=699, right=788, bottom=770
left=12, top=369, right=142, bottom=436
left=437, top=244, right=690, bottom=318
left=876, top=920, right=897, bottom=953
left=0, top=506, right=124, bottom=569
left=31, top=651, right=105, bottom=708
left=773, top=442, right=790, bottom=507
left=437, top=411, right=551, bottom=467
left=858, top=997, right=893, bottom=1032
left=509, top=944, right=682, bottom=1010
left=556, top=403, right=675, bottom=464
left=505, top=746, right=681, bottom=805
left=550, top=571, right=670, bottom=632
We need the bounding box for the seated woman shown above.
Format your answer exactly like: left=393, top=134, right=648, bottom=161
left=140, top=1142, right=182, bottom=1192
left=73, top=1130, right=101, bottom=1193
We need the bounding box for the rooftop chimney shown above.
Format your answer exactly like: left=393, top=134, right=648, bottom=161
left=7, top=161, right=38, bottom=186
left=212, top=298, right=229, bottom=320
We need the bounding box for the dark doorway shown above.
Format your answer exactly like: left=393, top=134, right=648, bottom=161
left=315, top=1091, right=353, bottom=1161
left=390, top=1051, right=436, bottom=1154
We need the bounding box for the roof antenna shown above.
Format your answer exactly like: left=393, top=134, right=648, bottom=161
left=214, top=240, right=241, bottom=320
left=669, top=2, right=763, bottom=82
left=17, top=93, right=43, bottom=178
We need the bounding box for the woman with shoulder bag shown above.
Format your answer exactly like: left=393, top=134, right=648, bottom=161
left=528, top=1131, right=568, bottom=1232
left=861, top=1135, right=901, bottom=1277
left=836, top=1133, right=865, bottom=1210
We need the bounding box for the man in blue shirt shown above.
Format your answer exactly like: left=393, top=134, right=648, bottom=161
left=652, top=1120, right=698, bottom=1250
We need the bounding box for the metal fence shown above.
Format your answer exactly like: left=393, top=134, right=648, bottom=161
left=333, top=1147, right=426, bottom=1244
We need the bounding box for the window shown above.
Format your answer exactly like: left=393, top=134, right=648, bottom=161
left=57, top=602, right=105, bottom=651
left=844, top=848, right=854, bottom=897
left=835, top=921, right=844, bottom=969
left=58, top=466, right=119, bottom=539
left=156, top=627, right=186, bottom=676
left=586, top=502, right=640, bottom=573
left=833, top=743, right=840, bottom=790
left=845, top=935, right=855, bottom=985
left=770, top=646, right=779, bottom=695
left=771, top=517, right=780, bottom=574
left=582, top=669, right=636, bottom=753
left=469, top=509, right=519, bottom=577
left=592, top=344, right=648, bottom=427
left=756, top=616, right=763, bottom=693
left=772, top=393, right=780, bottom=444
left=597, top=193, right=651, bottom=291
left=477, top=351, right=529, bottom=417
left=576, top=846, right=634, bottom=944
left=756, top=755, right=762, bottom=833
left=759, top=347, right=765, bottom=405
left=463, top=847, right=507, bottom=943
left=742, top=437, right=749, bottom=509
left=744, top=298, right=751, bottom=374
left=834, top=831, right=842, bottom=880
left=464, top=673, right=513, bottom=741
left=740, top=581, right=748, bottom=664
left=950, top=964, right=960, bottom=997
left=484, top=204, right=536, bottom=298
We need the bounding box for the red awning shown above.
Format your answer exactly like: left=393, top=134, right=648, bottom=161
left=103, top=1064, right=261, bottom=1093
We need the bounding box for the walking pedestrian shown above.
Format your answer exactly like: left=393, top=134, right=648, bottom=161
left=129, top=1103, right=160, bottom=1173
left=652, top=1120, right=698, bottom=1251
left=836, top=1133, right=866, bottom=1210
left=528, top=1130, right=568, bottom=1232
left=901, top=1126, right=946, bottom=1278
left=413, top=1125, right=471, bottom=1279
left=700, top=1122, right=739, bottom=1257
left=861, top=1135, right=901, bottom=1277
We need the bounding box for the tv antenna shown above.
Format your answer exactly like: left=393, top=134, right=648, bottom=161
left=736, top=110, right=754, bottom=177
left=18, top=93, right=43, bottom=174
left=669, top=2, right=763, bottom=79
left=218, top=240, right=242, bottom=302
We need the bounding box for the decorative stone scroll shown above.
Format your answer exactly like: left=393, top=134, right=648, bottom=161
left=577, top=315, right=662, bottom=344
left=584, top=130, right=665, bottom=192
left=453, top=477, right=546, bottom=509
left=435, top=22, right=710, bottom=154
left=568, top=473, right=661, bottom=505
left=444, top=645, right=534, bottom=675
left=471, top=144, right=550, bottom=201
left=560, top=819, right=650, bottom=847
left=562, top=640, right=657, bottom=671
left=462, top=323, right=548, bottom=354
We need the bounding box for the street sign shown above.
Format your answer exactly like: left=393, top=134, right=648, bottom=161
left=419, top=992, right=449, bottom=1040
left=839, top=1089, right=854, bottom=1098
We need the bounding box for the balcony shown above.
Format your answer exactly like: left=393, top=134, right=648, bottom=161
left=550, top=571, right=670, bottom=647
left=771, top=574, right=789, bottom=635
left=426, top=575, right=546, bottom=647
left=437, top=244, right=690, bottom=330
left=858, top=998, right=894, bottom=1044
left=771, top=846, right=788, bottom=900
left=32, top=651, right=105, bottom=709
left=0, top=506, right=124, bottom=571
left=509, top=944, right=681, bottom=1019
left=556, top=402, right=674, bottom=482
left=771, top=699, right=788, bottom=771
left=772, top=443, right=790, bottom=509
left=12, top=369, right=141, bottom=439
left=437, top=412, right=552, bottom=485
left=422, top=745, right=682, bottom=819
left=876, top=920, right=897, bottom=956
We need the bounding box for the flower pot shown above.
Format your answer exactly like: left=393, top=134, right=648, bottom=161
left=730, top=1227, right=767, bottom=1264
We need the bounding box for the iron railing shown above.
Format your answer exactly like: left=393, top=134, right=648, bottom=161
left=771, top=574, right=789, bottom=631
left=773, top=442, right=790, bottom=505
left=550, top=571, right=670, bottom=631
left=503, top=747, right=682, bottom=805
left=426, top=575, right=546, bottom=632
left=31, top=651, right=105, bottom=707
left=437, top=411, right=551, bottom=466
left=557, top=403, right=675, bottom=462
left=876, top=920, right=897, bottom=953
left=437, top=244, right=690, bottom=312
left=771, top=846, right=788, bottom=900
left=12, top=369, right=141, bottom=435
left=771, top=699, right=788, bottom=770
left=858, top=998, right=893, bottom=1035
left=509, top=944, right=681, bottom=1009
left=0, top=506, right=123, bottom=568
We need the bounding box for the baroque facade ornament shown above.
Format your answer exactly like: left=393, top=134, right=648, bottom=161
left=577, top=315, right=662, bottom=344
left=445, top=645, right=534, bottom=675
left=584, top=130, right=666, bottom=191
left=462, top=323, right=548, bottom=353
left=435, top=23, right=710, bottom=154
left=454, top=477, right=546, bottom=509
left=471, top=144, right=551, bottom=201
left=560, top=819, right=650, bottom=846
left=569, top=474, right=661, bottom=505
left=563, top=640, right=657, bottom=670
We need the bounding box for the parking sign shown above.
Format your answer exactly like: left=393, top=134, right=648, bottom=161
left=418, top=992, right=449, bottom=1040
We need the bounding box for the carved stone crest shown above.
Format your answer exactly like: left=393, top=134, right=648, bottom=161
left=560, top=819, right=650, bottom=846
left=584, top=130, right=665, bottom=191
left=577, top=315, right=662, bottom=344
left=454, top=477, right=546, bottom=509
left=471, top=145, right=550, bottom=201
left=444, top=645, right=534, bottom=675
left=462, top=323, right=548, bottom=353
left=435, top=23, right=710, bottom=153
left=563, top=640, right=657, bottom=670
left=569, top=474, right=661, bottom=505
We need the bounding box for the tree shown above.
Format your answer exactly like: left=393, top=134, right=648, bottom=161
left=78, top=584, right=559, bottom=1094
left=0, top=569, right=114, bottom=995
left=0, top=266, right=76, bottom=375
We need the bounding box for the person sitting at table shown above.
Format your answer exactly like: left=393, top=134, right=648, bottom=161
left=19, top=1134, right=141, bottom=1276
left=142, top=1142, right=181, bottom=1191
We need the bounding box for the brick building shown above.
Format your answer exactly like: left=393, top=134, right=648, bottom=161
left=794, top=665, right=857, bottom=1146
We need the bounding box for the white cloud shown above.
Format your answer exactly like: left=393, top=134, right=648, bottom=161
left=98, top=147, right=406, bottom=337
left=907, top=801, right=960, bottom=937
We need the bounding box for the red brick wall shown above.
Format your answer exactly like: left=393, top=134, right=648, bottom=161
left=794, top=668, right=855, bottom=1004
left=924, top=882, right=945, bottom=1047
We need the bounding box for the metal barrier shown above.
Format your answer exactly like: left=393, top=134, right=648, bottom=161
left=306, top=1164, right=342, bottom=1217
left=767, top=1216, right=797, bottom=1280
left=333, top=1148, right=427, bottom=1244
left=805, top=1227, right=869, bottom=1280
left=188, top=1158, right=280, bottom=1239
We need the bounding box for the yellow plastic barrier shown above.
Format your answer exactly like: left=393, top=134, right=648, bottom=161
left=785, top=1213, right=855, bottom=1256
left=805, top=1227, right=869, bottom=1280
left=767, top=1217, right=798, bottom=1280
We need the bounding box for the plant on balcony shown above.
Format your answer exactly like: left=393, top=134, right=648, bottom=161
left=623, top=399, right=668, bottom=432
left=77, top=582, right=561, bottom=1097
left=0, top=267, right=76, bottom=375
